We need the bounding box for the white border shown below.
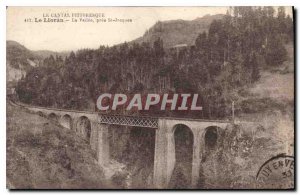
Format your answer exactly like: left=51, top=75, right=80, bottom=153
left=1, top=0, right=299, bottom=194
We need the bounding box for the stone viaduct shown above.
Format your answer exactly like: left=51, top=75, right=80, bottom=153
left=18, top=103, right=231, bottom=188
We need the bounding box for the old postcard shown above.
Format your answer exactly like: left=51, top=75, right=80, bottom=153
left=6, top=6, right=294, bottom=189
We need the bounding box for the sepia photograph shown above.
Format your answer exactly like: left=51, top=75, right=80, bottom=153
left=6, top=6, right=295, bottom=190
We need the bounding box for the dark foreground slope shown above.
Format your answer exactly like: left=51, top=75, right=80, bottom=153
left=6, top=102, right=110, bottom=189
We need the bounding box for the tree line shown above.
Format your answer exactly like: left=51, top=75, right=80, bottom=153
left=17, top=6, right=293, bottom=119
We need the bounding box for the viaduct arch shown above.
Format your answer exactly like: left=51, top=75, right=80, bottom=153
left=60, top=114, right=72, bottom=129
left=169, top=124, right=194, bottom=188
left=76, top=116, right=92, bottom=142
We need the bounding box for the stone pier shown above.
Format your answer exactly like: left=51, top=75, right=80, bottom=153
left=96, top=124, right=110, bottom=166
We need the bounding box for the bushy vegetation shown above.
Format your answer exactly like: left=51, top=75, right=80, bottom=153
left=16, top=7, right=293, bottom=119
left=197, top=121, right=293, bottom=189
left=6, top=103, right=110, bottom=189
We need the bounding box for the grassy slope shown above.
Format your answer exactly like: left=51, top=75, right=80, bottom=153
left=242, top=43, right=294, bottom=154
left=6, top=102, right=110, bottom=189
left=249, top=43, right=294, bottom=101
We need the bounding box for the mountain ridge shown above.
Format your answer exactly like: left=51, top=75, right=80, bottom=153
left=130, top=14, right=225, bottom=48
left=6, top=40, right=70, bottom=83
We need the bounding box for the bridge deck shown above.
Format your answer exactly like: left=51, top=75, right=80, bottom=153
left=15, top=102, right=232, bottom=125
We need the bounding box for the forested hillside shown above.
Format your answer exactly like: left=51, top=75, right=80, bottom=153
left=16, top=7, right=293, bottom=119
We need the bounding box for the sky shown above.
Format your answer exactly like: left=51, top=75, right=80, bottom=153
left=6, top=7, right=293, bottom=52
